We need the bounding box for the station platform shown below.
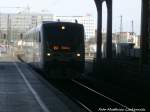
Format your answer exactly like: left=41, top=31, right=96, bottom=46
left=0, top=55, right=85, bottom=112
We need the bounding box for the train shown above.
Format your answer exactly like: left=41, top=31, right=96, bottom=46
left=19, top=21, right=85, bottom=78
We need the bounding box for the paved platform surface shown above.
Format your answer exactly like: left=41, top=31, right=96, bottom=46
left=0, top=55, right=85, bottom=112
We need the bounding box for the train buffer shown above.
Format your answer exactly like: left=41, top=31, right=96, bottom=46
left=0, top=57, right=85, bottom=112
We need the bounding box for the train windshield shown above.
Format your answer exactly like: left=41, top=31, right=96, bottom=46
left=44, top=23, right=84, bottom=52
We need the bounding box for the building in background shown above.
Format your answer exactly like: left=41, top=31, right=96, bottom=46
left=0, top=12, right=97, bottom=55
left=0, top=12, right=140, bottom=58
left=0, top=13, right=97, bottom=44
left=85, top=32, right=140, bottom=59
left=54, top=15, right=97, bottom=39
left=115, top=32, right=140, bottom=48
left=0, top=13, right=54, bottom=44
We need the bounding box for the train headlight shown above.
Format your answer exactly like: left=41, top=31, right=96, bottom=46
left=47, top=53, right=51, bottom=56
left=61, top=26, right=65, bottom=30
left=76, top=53, right=80, bottom=57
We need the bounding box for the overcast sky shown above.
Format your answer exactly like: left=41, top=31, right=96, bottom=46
left=0, top=0, right=141, bottom=34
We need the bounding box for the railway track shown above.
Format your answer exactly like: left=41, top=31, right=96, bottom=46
left=48, top=78, right=130, bottom=112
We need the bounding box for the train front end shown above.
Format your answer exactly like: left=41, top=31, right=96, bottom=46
left=43, top=22, right=85, bottom=78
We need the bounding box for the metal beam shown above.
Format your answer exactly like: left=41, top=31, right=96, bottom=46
left=140, top=0, right=149, bottom=64
left=94, top=0, right=112, bottom=63
left=106, top=0, right=112, bottom=59
left=94, top=0, right=103, bottom=64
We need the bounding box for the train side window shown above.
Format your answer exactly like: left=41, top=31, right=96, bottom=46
left=39, top=32, right=41, bottom=42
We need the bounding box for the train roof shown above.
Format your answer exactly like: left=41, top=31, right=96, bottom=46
left=41, top=21, right=82, bottom=25
left=25, top=21, right=83, bottom=35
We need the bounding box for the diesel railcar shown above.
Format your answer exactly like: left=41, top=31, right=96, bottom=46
left=20, top=21, right=85, bottom=78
